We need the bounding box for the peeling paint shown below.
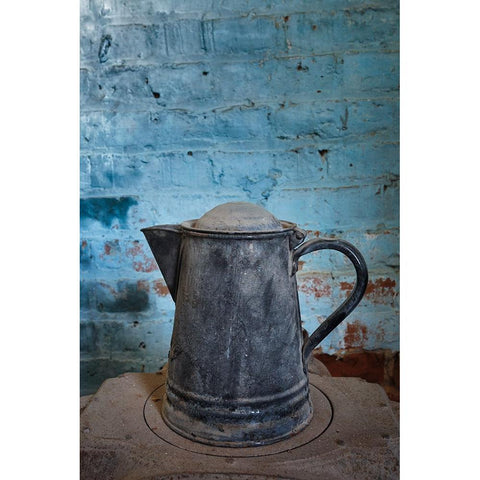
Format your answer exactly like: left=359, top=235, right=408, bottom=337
left=340, top=277, right=397, bottom=304
left=136, top=280, right=150, bottom=292
left=126, top=241, right=159, bottom=272
left=126, top=241, right=143, bottom=258
left=344, top=320, right=368, bottom=348
left=132, top=259, right=157, bottom=273
left=153, top=280, right=170, bottom=296
left=298, top=276, right=332, bottom=298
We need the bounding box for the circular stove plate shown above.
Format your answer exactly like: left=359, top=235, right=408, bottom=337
left=143, top=381, right=333, bottom=458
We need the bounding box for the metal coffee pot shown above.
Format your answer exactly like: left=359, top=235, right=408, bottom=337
left=142, top=202, right=368, bottom=447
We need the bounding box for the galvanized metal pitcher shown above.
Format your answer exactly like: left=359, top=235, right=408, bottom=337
left=142, top=202, right=368, bottom=447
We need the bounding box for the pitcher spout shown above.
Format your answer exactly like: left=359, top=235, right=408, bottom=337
left=141, top=224, right=182, bottom=302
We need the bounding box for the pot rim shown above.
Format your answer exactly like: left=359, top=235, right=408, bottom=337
left=180, top=219, right=298, bottom=237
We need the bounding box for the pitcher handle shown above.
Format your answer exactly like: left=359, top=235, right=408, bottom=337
left=293, top=238, right=369, bottom=361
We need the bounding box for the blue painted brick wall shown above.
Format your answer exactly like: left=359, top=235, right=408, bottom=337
left=80, top=0, right=399, bottom=395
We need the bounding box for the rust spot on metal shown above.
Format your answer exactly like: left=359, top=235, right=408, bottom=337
left=104, top=243, right=112, bottom=255
left=153, top=280, right=169, bottom=296
left=297, top=260, right=305, bottom=271
left=344, top=320, right=368, bottom=349
left=81, top=240, right=87, bottom=248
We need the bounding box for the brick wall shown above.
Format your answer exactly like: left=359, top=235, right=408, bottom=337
left=80, top=0, right=399, bottom=395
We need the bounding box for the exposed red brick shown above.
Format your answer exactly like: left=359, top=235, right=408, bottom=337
left=136, top=280, right=150, bottom=292
left=132, top=259, right=158, bottom=272
left=340, top=277, right=397, bottom=304
left=298, top=276, right=332, bottom=298
left=127, top=241, right=158, bottom=272
left=340, top=281, right=353, bottom=292
left=365, top=278, right=396, bottom=296
left=126, top=241, right=143, bottom=257
left=153, top=280, right=170, bottom=296
left=314, top=348, right=399, bottom=402
left=344, top=320, right=368, bottom=348
left=100, top=240, right=120, bottom=259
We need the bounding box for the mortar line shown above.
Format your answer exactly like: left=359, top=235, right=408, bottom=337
left=80, top=47, right=399, bottom=72
left=83, top=4, right=399, bottom=26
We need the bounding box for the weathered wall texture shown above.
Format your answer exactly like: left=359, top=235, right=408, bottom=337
left=80, top=0, right=399, bottom=395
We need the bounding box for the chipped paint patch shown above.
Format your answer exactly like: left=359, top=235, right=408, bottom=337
left=102, top=239, right=120, bottom=257
left=133, top=259, right=157, bottom=272
left=344, top=320, right=368, bottom=348
left=136, top=280, right=150, bottom=292
left=153, top=280, right=170, bottom=296
left=126, top=241, right=159, bottom=272
left=340, top=277, right=397, bottom=304
left=298, top=276, right=332, bottom=298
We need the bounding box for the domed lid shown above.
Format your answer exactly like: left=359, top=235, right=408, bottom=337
left=191, top=202, right=286, bottom=233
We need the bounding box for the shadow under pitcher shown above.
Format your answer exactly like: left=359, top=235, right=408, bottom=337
left=142, top=202, right=368, bottom=447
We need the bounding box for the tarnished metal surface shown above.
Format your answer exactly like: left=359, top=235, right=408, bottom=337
left=142, top=202, right=368, bottom=446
